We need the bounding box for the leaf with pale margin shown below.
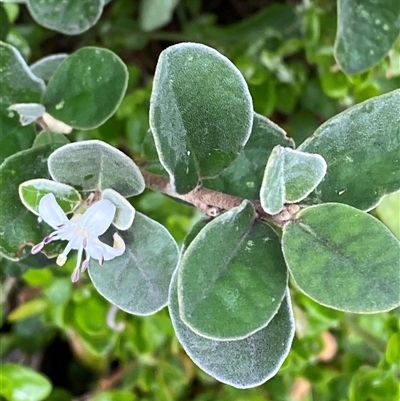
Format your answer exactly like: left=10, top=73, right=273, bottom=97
left=178, top=200, right=288, bottom=340
left=335, top=0, right=400, bottom=74
left=169, top=269, right=295, bottom=388
left=19, top=178, right=81, bottom=216
left=299, top=89, right=400, bottom=211
left=260, top=146, right=327, bottom=215
left=89, top=212, right=179, bottom=315
left=181, top=218, right=209, bottom=254
left=204, top=113, right=295, bottom=199
left=8, top=103, right=45, bottom=126
left=33, top=131, right=70, bottom=148
left=27, top=0, right=104, bottom=35
left=282, top=203, right=400, bottom=313
left=30, top=54, right=68, bottom=82
left=48, top=140, right=145, bottom=197
left=102, top=188, right=135, bottom=231
left=0, top=41, right=45, bottom=163
left=0, top=144, right=65, bottom=260
left=150, top=42, right=253, bottom=194
left=139, top=0, right=179, bottom=31
left=43, top=47, right=128, bottom=129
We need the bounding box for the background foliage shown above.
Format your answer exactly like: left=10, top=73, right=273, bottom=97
left=0, top=0, right=399, bottom=400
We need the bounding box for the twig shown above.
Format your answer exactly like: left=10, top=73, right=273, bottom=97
left=140, top=170, right=300, bottom=226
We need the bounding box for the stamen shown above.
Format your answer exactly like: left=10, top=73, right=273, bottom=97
left=31, top=242, right=44, bottom=254
left=56, top=254, right=67, bottom=266
left=81, top=259, right=89, bottom=272
left=57, top=223, right=66, bottom=229
left=44, top=235, right=55, bottom=244
left=71, top=267, right=80, bottom=283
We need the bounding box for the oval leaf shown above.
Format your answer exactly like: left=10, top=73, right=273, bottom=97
left=19, top=178, right=81, bottom=216
left=0, top=144, right=62, bottom=260
left=178, top=201, right=288, bottom=340
left=282, top=203, right=400, bottom=313
left=139, top=0, right=179, bottom=31
left=0, top=42, right=45, bottom=163
left=30, top=53, right=68, bottom=82
left=299, top=89, right=400, bottom=211
left=43, top=47, right=128, bottom=129
left=33, top=130, right=70, bottom=148
left=89, top=212, right=179, bottom=315
left=0, top=363, right=52, bottom=401
left=376, top=192, right=400, bottom=240
left=27, top=0, right=104, bottom=35
left=102, top=188, right=135, bottom=230
left=48, top=140, right=145, bottom=197
left=204, top=112, right=295, bottom=199
left=260, top=146, right=327, bottom=215
left=150, top=42, right=253, bottom=194
left=335, top=0, right=400, bottom=74
left=169, top=269, right=295, bottom=389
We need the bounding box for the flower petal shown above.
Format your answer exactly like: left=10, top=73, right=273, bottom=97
left=38, top=193, right=69, bottom=229
left=86, top=236, right=125, bottom=261
left=80, top=199, right=116, bottom=236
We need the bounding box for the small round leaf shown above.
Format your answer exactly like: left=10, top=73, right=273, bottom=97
left=169, top=269, right=295, bottom=389
left=282, top=203, right=400, bottom=313
left=43, top=47, right=128, bottom=129
left=89, top=212, right=179, bottom=315
left=48, top=140, right=145, bottom=197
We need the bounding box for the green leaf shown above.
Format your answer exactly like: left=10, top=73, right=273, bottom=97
left=32, top=130, right=70, bottom=148
left=282, top=203, right=400, bottom=313
left=386, top=333, right=400, bottom=364
left=48, top=140, right=145, bottom=197
left=0, top=4, right=10, bottom=41
left=335, top=0, right=400, bottom=74
left=0, top=144, right=65, bottom=260
left=299, top=90, right=400, bottom=211
left=181, top=218, right=209, bottom=254
left=0, top=41, right=45, bottom=163
left=8, top=298, right=48, bottom=322
left=43, top=47, right=128, bottom=129
left=178, top=201, right=288, bottom=340
left=26, top=0, right=104, bottom=35
left=19, top=178, right=81, bottom=215
left=102, top=188, right=135, bottom=230
left=89, top=212, right=179, bottom=315
left=169, top=269, right=295, bottom=388
left=260, top=146, right=327, bottom=214
left=376, top=192, right=400, bottom=240
left=150, top=43, right=253, bottom=194
left=139, top=0, right=179, bottom=31
left=30, top=54, right=68, bottom=82
left=0, top=363, right=52, bottom=401
left=204, top=112, right=295, bottom=199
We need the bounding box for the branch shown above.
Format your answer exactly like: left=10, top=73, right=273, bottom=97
left=140, top=170, right=299, bottom=225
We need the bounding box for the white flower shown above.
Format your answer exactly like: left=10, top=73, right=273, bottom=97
left=32, top=193, right=125, bottom=282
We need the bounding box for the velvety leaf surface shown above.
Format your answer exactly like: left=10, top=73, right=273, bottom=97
left=89, top=212, right=179, bottom=315
left=139, top=0, right=179, bottom=31
left=43, top=47, right=128, bottom=129
left=32, top=130, right=70, bottom=147
left=335, top=0, right=400, bottom=74
left=30, top=54, right=68, bottom=82
left=204, top=113, right=295, bottom=199
left=0, top=41, right=45, bottom=163
left=0, top=144, right=62, bottom=260
left=178, top=201, right=288, bottom=340
left=19, top=178, right=81, bottom=216
left=27, top=0, right=104, bottom=35
left=181, top=218, right=209, bottom=254
left=299, top=90, right=400, bottom=211
left=169, top=269, right=295, bottom=388
left=150, top=43, right=253, bottom=194
left=102, top=188, right=135, bottom=231
left=48, top=140, right=145, bottom=197
left=260, top=146, right=327, bottom=214
left=282, top=203, right=400, bottom=313
left=0, top=363, right=52, bottom=401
